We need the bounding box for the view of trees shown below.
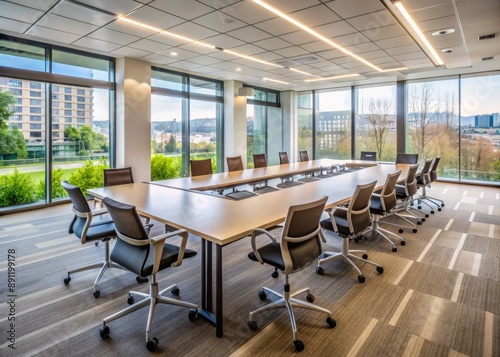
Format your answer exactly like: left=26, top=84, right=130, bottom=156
left=64, top=125, right=109, bottom=156
left=0, top=89, right=28, bottom=160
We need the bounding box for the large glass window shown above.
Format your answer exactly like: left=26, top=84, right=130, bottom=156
left=297, top=91, right=313, bottom=158
left=246, top=88, right=281, bottom=167
left=406, top=78, right=459, bottom=178
left=460, top=73, right=500, bottom=182
left=355, top=84, right=397, bottom=161
left=151, top=68, right=223, bottom=178
left=315, top=89, right=352, bottom=159
left=0, top=36, right=114, bottom=211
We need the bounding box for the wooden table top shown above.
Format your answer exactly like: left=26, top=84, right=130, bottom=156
left=89, top=163, right=408, bottom=246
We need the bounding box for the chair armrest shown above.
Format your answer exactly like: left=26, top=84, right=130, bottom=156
left=150, top=229, right=189, bottom=273
left=328, top=206, right=345, bottom=234
left=250, top=228, right=277, bottom=265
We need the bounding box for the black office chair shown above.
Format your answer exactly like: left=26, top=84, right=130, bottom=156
left=62, top=180, right=131, bottom=298
left=360, top=151, right=377, bottom=161
left=225, top=156, right=257, bottom=200
left=357, top=171, right=406, bottom=252
left=99, top=197, right=198, bottom=352
left=395, top=153, right=419, bottom=164
left=297, top=150, right=320, bottom=181
left=277, top=151, right=303, bottom=189
left=190, top=158, right=213, bottom=176
left=252, top=153, right=279, bottom=193
left=413, top=158, right=435, bottom=214
left=317, top=181, right=383, bottom=283
left=392, top=164, right=425, bottom=229
left=425, top=156, right=445, bottom=209
left=247, top=196, right=336, bottom=352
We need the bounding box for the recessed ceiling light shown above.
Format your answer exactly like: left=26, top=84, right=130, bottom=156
left=432, top=29, right=455, bottom=36
left=236, top=67, right=241, bottom=71
left=170, top=52, right=178, bottom=56
left=263, top=77, right=289, bottom=85
left=441, top=48, right=453, bottom=53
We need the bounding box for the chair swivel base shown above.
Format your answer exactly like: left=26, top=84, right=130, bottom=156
left=357, top=216, right=406, bottom=252
left=99, top=279, right=198, bottom=351
left=247, top=278, right=336, bottom=352
left=316, top=238, right=383, bottom=283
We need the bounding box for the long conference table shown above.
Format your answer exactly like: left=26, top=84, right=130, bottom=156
left=88, top=160, right=409, bottom=338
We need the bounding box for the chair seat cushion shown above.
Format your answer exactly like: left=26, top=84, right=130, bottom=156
left=85, top=219, right=116, bottom=241
left=248, top=242, right=285, bottom=271
left=395, top=185, right=407, bottom=198
left=369, top=196, right=385, bottom=215
left=320, top=208, right=351, bottom=237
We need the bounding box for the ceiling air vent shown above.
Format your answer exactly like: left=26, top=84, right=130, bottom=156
left=478, top=34, right=496, bottom=40
left=273, top=55, right=320, bottom=68
left=481, top=56, right=494, bottom=61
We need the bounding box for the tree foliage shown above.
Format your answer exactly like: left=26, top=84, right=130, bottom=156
left=0, top=126, right=28, bottom=159
left=64, top=125, right=109, bottom=155
left=151, top=154, right=181, bottom=180
left=67, top=158, right=108, bottom=195
left=0, top=169, right=37, bottom=207
left=0, top=89, right=15, bottom=130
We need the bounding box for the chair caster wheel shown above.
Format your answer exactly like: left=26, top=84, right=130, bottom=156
left=326, top=317, right=336, bottom=328
left=93, top=290, right=101, bottom=299
left=418, top=206, right=422, bottom=209
left=247, top=320, right=258, bottom=331
left=146, top=337, right=158, bottom=352
left=316, top=266, right=324, bottom=275
left=354, top=237, right=360, bottom=243
left=377, top=266, right=384, bottom=274
left=188, top=309, right=198, bottom=321
left=63, top=276, right=71, bottom=285
left=99, top=325, right=110, bottom=338
left=362, top=254, right=368, bottom=259
left=358, top=275, right=365, bottom=283
left=392, top=247, right=397, bottom=252
left=441, top=203, right=445, bottom=207
left=306, top=294, right=314, bottom=303
left=417, top=221, right=422, bottom=225
left=136, top=276, right=148, bottom=284
left=398, top=228, right=404, bottom=233
left=438, top=208, right=441, bottom=211
left=412, top=228, right=417, bottom=233
left=95, top=241, right=99, bottom=246
left=271, top=270, right=279, bottom=278
left=430, top=211, right=435, bottom=214
left=425, top=214, right=429, bottom=218
left=258, top=290, right=267, bottom=301
left=401, top=241, right=406, bottom=246
left=294, top=340, right=304, bottom=352
left=127, top=295, right=135, bottom=305
left=171, top=287, right=180, bottom=295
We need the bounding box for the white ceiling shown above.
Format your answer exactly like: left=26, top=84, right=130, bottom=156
left=0, top=0, right=499, bottom=91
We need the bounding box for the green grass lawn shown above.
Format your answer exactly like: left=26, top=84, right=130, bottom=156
left=27, top=168, right=79, bottom=183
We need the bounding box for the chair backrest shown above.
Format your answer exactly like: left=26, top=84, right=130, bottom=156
left=103, top=197, right=150, bottom=275
left=380, top=171, right=401, bottom=211
left=298, top=150, right=310, bottom=162
left=190, top=158, right=213, bottom=176
left=104, top=167, right=134, bottom=187
left=347, top=181, right=377, bottom=234
left=280, top=196, right=328, bottom=274
left=279, top=151, right=289, bottom=165
left=405, top=164, right=419, bottom=196
left=429, top=156, right=441, bottom=182
left=418, top=158, right=433, bottom=185
left=396, top=153, right=418, bottom=164
left=360, top=151, right=377, bottom=161
left=253, top=153, right=268, bottom=168
left=61, top=180, right=91, bottom=238
left=226, top=156, right=244, bottom=172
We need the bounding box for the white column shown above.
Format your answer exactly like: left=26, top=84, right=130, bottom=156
left=115, top=58, right=151, bottom=182
left=280, top=90, right=297, bottom=162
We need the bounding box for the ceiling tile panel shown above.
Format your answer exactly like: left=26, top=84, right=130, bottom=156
left=106, top=20, right=160, bottom=37
left=225, top=26, right=273, bottom=43
left=228, top=43, right=266, bottom=56
left=0, top=1, right=44, bottom=23
left=407, top=2, right=455, bottom=22
left=52, top=2, right=115, bottom=26
left=26, top=26, right=81, bottom=44
left=75, top=0, right=143, bottom=14
left=325, top=0, right=385, bottom=19
left=279, top=31, right=318, bottom=46
left=299, top=41, right=333, bottom=53
left=289, top=4, right=341, bottom=27
left=265, top=0, right=322, bottom=13
left=128, top=39, right=172, bottom=52
left=255, top=17, right=300, bottom=36
left=192, top=11, right=247, bottom=32
left=203, top=34, right=245, bottom=49
left=4, top=0, right=59, bottom=11
left=362, top=24, right=406, bottom=41
left=0, top=17, right=30, bottom=33
left=187, top=55, right=224, bottom=66
left=346, top=10, right=396, bottom=32
left=73, top=37, right=123, bottom=52
left=313, top=20, right=357, bottom=38
left=375, top=35, right=415, bottom=49
left=37, top=14, right=99, bottom=36
left=168, top=22, right=218, bottom=40
left=87, top=28, right=141, bottom=45
left=111, top=46, right=151, bottom=58
left=140, top=53, right=180, bottom=65
left=124, top=6, right=186, bottom=30
left=148, top=0, right=214, bottom=20
left=219, top=1, right=276, bottom=24
left=385, top=44, right=422, bottom=56
left=253, top=37, right=291, bottom=51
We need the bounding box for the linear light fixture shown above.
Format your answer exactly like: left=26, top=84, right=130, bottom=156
left=223, top=49, right=283, bottom=68
left=263, top=77, right=289, bottom=85
left=382, top=0, right=444, bottom=66
left=304, top=73, right=360, bottom=82
left=379, top=66, right=408, bottom=73
left=252, top=0, right=382, bottom=72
